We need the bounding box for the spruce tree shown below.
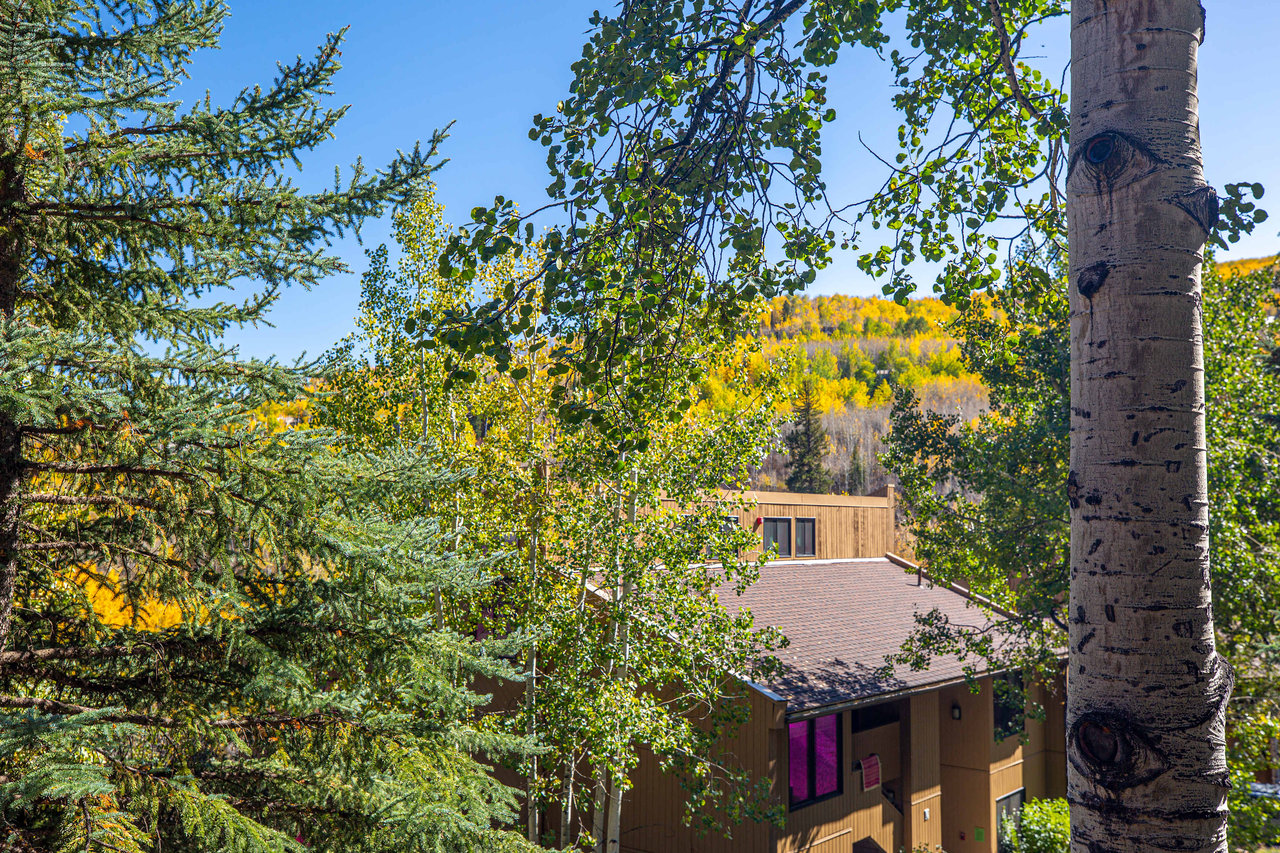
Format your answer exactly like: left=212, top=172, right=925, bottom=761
left=784, top=381, right=833, bottom=494
left=0, top=4, right=528, bottom=852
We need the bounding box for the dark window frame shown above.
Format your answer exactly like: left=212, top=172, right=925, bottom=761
left=993, top=672, right=1026, bottom=742
left=762, top=517, right=792, bottom=558
left=996, top=787, right=1026, bottom=853
left=795, top=517, right=817, bottom=557
left=788, top=713, right=844, bottom=810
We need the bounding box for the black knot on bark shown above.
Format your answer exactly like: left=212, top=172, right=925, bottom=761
left=1085, top=134, right=1116, bottom=165
left=1174, top=185, right=1220, bottom=235
left=1069, top=130, right=1162, bottom=187
left=1069, top=712, right=1169, bottom=791
left=1080, top=719, right=1119, bottom=764
left=1068, top=470, right=1082, bottom=508
left=1077, top=263, right=1110, bottom=300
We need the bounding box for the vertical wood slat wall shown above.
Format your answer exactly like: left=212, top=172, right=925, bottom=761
left=611, top=674, right=1067, bottom=853
left=905, top=692, right=943, bottom=851
left=664, top=487, right=897, bottom=562
left=775, top=709, right=903, bottom=853
left=614, top=688, right=784, bottom=853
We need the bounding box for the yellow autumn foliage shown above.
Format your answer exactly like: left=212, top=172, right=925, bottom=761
left=72, top=565, right=187, bottom=629
left=1218, top=254, right=1278, bottom=278
left=719, top=259, right=1272, bottom=421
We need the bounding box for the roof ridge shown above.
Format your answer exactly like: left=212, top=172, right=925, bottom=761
left=885, top=552, right=1020, bottom=620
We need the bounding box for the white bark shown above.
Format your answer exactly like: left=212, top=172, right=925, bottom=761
left=526, top=511, right=541, bottom=844
left=526, top=640, right=539, bottom=844
left=591, top=769, right=608, bottom=853
left=604, top=773, right=623, bottom=853
left=603, top=485, right=638, bottom=853
left=559, top=753, right=575, bottom=849
left=1067, top=2, right=1229, bottom=851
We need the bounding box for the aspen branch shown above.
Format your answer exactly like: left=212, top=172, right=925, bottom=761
left=986, top=0, right=1061, bottom=214
left=987, top=0, right=1042, bottom=121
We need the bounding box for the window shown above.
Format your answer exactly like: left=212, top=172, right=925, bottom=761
left=762, top=517, right=791, bottom=557
left=994, top=672, right=1026, bottom=741
left=705, top=514, right=741, bottom=560
left=851, top=702, right=900, bottom=733
left=996, top=788, right=1026, bottom=853
left=720, top=514, right=740, bottom=555
left=788, top=714, right=842, bottom=808
left=795, top=517, right=816, bottom=557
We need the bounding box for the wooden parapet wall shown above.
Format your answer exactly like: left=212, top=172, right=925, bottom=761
left=662, top=488, right=896, bottom=562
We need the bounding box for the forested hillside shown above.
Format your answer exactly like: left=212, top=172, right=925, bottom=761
left=706, top=293, right=986, bottom=493
left=730, top=262, right=1277, bottom=495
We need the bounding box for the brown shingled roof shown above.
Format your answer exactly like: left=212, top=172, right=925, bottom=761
left=718, top=557, right=993, bottom=712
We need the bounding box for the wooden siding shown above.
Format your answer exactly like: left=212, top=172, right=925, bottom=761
left=668, top=487, right=896, bottom=562
left=1042, top=672, right=1068, bottom=799
left=905, top=692, right=943, bottom=851
left=940, top=764, right=992, bottom=853
left=852, top=721, right=902, bottom=782
left=933, top=675, right=1067, bottom=853
left=939, top=680, right=994, bottom=772
left=615, top=687, right=783, bottom=853
left=609, top=672, right=1066, bottom=853
left=779, top=708, right=902, bottom=853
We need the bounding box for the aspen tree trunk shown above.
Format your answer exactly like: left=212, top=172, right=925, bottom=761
left=592, top=478, right=628, bottom=853
left=1067, top=2, right=1230, bottom=851
left=525, top=570, right=539, bottom=845
left=591, top=771, right=609, bottom=851
left=590, top=479, right=620, bottom=852
left=559, top=753, right=575, bottom=849
left=525, top=459, right=547, bottom=845
left=422, top=379, right=446, bottom=627
left=523, top=331, right=543, bottom=845
left=603, top=484, right=638, bottom=853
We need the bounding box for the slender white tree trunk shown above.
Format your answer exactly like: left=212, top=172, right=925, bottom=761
left=525, top=595, right=539, bottom=845
left=524, top=332, right=543, bottom=845
left=603, top=484, right=638, bottom=853
left=604, top=775, right=623, bottom=853
left=1067, top=2, right=1230, bottom=851
left=526, top=468, right=543, bottom=845
left=559, top=752, right=575, bottom=849
left=591, top=769, right=609, bottom=852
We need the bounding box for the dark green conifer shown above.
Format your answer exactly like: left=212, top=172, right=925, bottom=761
left=0, top=3, right=528, bottom=851
left=784, top=381, right=833, bottom=494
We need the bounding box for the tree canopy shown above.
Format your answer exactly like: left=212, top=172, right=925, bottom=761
left=320, top=188, right=787, bottom=851
left=0, top=4, right=531, bottom=851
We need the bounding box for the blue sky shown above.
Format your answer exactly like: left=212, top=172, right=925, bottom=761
left=184, top=2, right=1280, bottom=361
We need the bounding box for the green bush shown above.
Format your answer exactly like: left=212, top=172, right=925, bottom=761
left=1013, top=799, right=1075, bottom=850
left=1012, top=799, right=1071, bottom=853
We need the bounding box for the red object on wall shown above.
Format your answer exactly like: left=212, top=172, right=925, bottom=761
left=753, top=517, right=762, bottom=530
left=859, top=753, right=881, bottom=791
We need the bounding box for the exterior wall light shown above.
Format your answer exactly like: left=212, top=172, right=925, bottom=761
left=951, top=703, right=962, bottom=720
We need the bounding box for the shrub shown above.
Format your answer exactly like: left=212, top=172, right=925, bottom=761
left=1013, top=798, right=1071, bottom=853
